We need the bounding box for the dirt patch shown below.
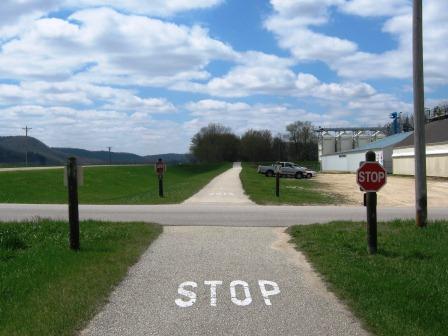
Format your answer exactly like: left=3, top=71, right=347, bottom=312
left=315, top=173, right=448, bottom=207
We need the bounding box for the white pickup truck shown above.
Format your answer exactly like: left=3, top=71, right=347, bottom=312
left=257, top=162, right=316, bottom=179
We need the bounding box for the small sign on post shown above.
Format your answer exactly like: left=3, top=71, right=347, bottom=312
left=356, top=151, right=387, bottom=254
left=154, top=158, right=167, bottom=197
left=66, top=157, right=80, bottom=251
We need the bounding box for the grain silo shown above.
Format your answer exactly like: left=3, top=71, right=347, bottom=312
left=373, top=131, right=386, bottom=141
left=322, top=132, right=336, bottom=155
left=337, top=132, right=353, bottom=152
left=354, top=131, right=371, bottom=148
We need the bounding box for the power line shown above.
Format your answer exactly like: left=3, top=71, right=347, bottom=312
left=108, top=146, right=112, bottom=165
left=22, top=126, right=32, bottom=166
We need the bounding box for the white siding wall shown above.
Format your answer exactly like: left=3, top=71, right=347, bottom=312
left=322, top=150, right=385, bottom=172
left=393, top=143, right=448, bottom=177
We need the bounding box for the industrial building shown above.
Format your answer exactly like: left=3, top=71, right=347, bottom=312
left=393, top=118, right=448, bottom=177
left=319, top=130, right=412, bottom=173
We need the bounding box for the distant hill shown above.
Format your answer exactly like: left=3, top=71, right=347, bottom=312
left=144, top=153, right=192, bottom=164
left=53, top=148, right=145, bottom=165
left=0, top=136, right=190, bottom=166
left=0, top=136, right=65, bottom=165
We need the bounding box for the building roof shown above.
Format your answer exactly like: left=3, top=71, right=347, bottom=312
left=320, top=131, right=413, bottom=157
left=395, top=118, right=448, bottom=148
left=353, top=132, right=413, bottom=152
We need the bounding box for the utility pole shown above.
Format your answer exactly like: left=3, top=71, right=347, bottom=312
left=108, top=147, right=112, bottom=165
left=22, top=126, right=32, bottom=167
left=413, top=0, right=427, bottom=227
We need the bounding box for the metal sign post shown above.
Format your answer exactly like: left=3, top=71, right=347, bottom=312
left=66, top=157, right=80, bottom=251
left=357, top=151, right=387, bottom=255
left=155, top=159, right=166, bottom=198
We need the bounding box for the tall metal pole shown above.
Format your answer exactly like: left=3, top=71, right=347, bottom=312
left=413, top=0, right=427, bottom=227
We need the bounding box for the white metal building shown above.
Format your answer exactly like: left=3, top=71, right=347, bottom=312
left=393, top=119, right=448, bottom=177
left=321, top=132, right=413, bottom=173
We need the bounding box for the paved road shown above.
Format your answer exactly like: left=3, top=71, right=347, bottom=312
left=82, top=226, right=368, bottom=336
left=1, top=203, right=448, bottom=226
left=183, top=162, right=253, bottom=205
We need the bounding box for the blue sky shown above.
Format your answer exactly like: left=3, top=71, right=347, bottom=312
left=0, top=0, right=446, bottom=154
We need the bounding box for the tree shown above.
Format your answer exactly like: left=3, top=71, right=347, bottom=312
left=272, top=134, right=288, bottom=161
left=240, top=129, right=273, bottom=162
left=190, top=123, right=240, bottom=162
left=285, top=121, right=317, bottom=161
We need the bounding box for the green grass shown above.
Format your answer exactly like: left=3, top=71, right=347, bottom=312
left=240, top=163, right=344, bottom=205
left=289, top=220, right=448, bottom=336
left=0, top=163, right=230, bottom=204
left=0, top=219, right=162, bottom=336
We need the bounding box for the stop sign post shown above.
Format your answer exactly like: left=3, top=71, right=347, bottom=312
left=357, top=151, right=387, bottom=254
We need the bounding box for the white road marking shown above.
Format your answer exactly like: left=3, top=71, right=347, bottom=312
left=175, top=282, right=197, bottom=308
left=175, top=280, right=280, bottom=307
left=230, top=280, right=252, bottom=306
left=208, top=192, right=235, bottom=196
left=258, top=280, right=280, bottom=306
left=204, top=280, right=222, bottom=306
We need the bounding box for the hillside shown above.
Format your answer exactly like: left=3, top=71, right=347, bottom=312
left=0, top=136, right=65, bottom=165
left=0, top=136, right=190, bottom=166
left=53, top=148, right=144, bottom=165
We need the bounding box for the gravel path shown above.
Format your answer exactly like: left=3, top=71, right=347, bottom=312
left=81, top=227, right=368, bottom=336
left=183, top=162, right=254, bottom=205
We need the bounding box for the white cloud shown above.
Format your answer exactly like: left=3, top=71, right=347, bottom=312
left=173, top=52, right=296, bottom=97
left=340, top=0, right=411, bottom=17
left=0, top=8, right=237, bottom=85
left=295, top=73, right=376, bottom=99
left=64, top=0, right=224, bottom=17
left=0, top=104, right=186, bottom=155
left=0, top=0, right=224, bottom=39
left=184, top=99, right=328, bottom=135
left=265, top=0, right=355, bottom=63
left=265, top=0, right=448, bottom=86
left=0, top=81, right=176, bottom=115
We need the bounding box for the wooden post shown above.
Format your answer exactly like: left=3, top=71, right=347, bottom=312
left=158, top=175, right=164, bottom=197
left=275, top=171, right=280, bottom=197
left=365, top=151, right=377, bottom=254
left=67, top=157, right=80, bottom=250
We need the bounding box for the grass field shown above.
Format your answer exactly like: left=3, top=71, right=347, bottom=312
left=0, top=219, right=161, bottom=336
left=0, top=163, right=230, bottom=204
left=289, top=220, right=448, bottom=336
left=240, top=163, right=344, bottom=205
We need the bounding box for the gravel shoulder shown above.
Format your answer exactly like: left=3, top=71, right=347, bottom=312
left=315, top=173, right=448, bottom=207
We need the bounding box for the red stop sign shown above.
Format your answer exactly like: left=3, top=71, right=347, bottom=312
left=357, top=162, right=387, bottom=192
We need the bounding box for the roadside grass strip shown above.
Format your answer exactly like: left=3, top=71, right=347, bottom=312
left=240, top=162, right=345, bottom=205
left=0, top=163, right=230, bottom=204
left=0, top=219, right=161, bottom=336
left=289, top=220, right=448, bottom=336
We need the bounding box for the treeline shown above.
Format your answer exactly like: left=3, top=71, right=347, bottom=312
left=190, top=121, right=318, bottom=163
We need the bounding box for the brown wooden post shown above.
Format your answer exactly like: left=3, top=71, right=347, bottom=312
left=67, top=157, right=80, bottom=250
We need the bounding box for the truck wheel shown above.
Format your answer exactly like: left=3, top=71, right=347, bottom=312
left=295, top=172, right=303, bottom=179
left=265, top=170, right=274, bottom=177
left=307, top=173, right=312, bottom=178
